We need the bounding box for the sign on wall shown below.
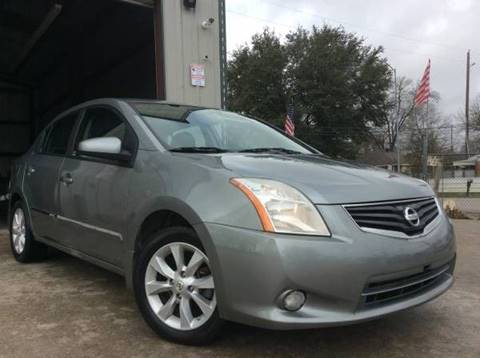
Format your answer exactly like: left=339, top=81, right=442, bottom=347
left=190, top=63, right=206, bottom=87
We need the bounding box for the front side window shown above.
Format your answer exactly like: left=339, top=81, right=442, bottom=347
left=74, top=107, right=136, bottom=160
left=77, top=107, right=126, bottom=144
left=42, top=113, right=77, bottom=155
left=131, top=103, right=313, bottom=154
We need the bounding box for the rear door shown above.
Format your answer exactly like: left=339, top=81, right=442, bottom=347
left=57, top=106, right=137, bottom=267
left=23, top=113, right=78, bottom=243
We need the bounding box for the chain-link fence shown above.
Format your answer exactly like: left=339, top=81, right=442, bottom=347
left=386, top=153, right=480, bottom=219
left=425, top=154, right=480, bottom=219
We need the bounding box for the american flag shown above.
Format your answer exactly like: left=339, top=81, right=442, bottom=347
left=284, top=103, right=295, bottom=136
left=414, top=59, right=431, bottom=107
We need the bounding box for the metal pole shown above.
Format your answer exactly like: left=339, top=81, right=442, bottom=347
left=218, top=0, right=227, bottom=109
left=466, top=50, right=471, bottom=156
left=387, top=64, right=400, bottom=172
left=396, top=123, right=401, bottom=172
left=153, top=0, right=166, bottom=100
left=394, top=68, right=401, bottom=173
left=422, top=101, right=429, bottom=180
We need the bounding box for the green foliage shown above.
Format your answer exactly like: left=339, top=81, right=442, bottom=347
left=227, top=26, right=392, bottom=158
left=227, top=29, right=287, bottom=126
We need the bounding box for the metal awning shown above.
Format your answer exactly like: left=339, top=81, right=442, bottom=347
left=453, top=155, right=480, bottom=167
left=117, top=0, right=154, bottom=7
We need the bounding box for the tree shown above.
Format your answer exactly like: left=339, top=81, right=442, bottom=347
left=285, top=26, right=391, bottom=157
left=227, top=29, right=287, bottom=125
left=382, top=76, right=416, bottom=152
left=465, top=95, right=480, bottom=153
left=472, top=95, right=480, bottom=129
left=401, top=93, right=449, bottom=177
left=452, top=95, right=480, bottom=154
left=226, top=26, right=392, bottom=158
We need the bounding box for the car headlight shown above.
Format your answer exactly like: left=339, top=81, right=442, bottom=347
left=230, top=178, right=330, bottom=236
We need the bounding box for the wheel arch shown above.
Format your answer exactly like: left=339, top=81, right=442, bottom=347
left=124, top=197, right=217, bottom=290
left=9, top=192, right=23, bottom=207
left=128, top=197, right=204, bottom=251
left=8, top=191, right=26, bottom=227
left=134, top=209, right=194, bottom=253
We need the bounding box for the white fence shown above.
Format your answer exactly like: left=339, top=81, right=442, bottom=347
left=428, top=177, right=480, bottom=194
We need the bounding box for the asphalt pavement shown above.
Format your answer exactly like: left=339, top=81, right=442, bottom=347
left=0, top=220, right=478, bottom=357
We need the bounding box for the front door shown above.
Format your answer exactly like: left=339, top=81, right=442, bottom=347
left=58, top=107, right=135, bottom=268
left=23, top=113, right=78, bottom=243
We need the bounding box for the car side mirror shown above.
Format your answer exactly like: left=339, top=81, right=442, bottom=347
left=77, top=137, right=131, bottom=163
left=78, top=137, right=122, bottom=154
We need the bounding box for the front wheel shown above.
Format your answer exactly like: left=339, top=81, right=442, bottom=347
left=133, top=227, right=223, bottom=345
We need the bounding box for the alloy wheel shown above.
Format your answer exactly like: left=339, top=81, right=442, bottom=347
left=11, top=208, right=26, bottom=255
left=144, top=242, right=216, bottom=331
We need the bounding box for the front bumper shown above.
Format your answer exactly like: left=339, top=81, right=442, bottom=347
left=196, top=206, right=456, bottom=330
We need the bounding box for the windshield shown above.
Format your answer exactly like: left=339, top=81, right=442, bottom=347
left=132, top=104, right=314, bottom=154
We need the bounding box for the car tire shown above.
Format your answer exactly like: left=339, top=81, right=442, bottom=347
left=9, top=200, right=48, bottom=263
left=133, top=226, right=224, bottom=345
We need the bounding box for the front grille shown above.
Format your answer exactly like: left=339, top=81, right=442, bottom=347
left=345, top=197, right=439, bottom=236
left=361, top=262, right=453, bottom=308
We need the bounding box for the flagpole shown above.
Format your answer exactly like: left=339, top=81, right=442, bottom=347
left=422, top=99, right=429, bottom=180
left=415, top=58, right=430, bottom=181
left=396, top=108, right=401, bottom=173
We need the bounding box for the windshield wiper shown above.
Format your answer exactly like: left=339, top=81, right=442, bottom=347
left=170, top=146, right=229, bottom=153
left=239, top=147, right=303, bottom=154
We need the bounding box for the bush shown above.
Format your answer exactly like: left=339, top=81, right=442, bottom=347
left=443, top=200, right=470, bottom=219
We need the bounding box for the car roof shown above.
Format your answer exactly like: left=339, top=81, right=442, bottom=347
left=126, top=98, right=210, bottom=109
left=50, top=98, right=216, bottom=124
left=126, top=100, right=209, bottom=121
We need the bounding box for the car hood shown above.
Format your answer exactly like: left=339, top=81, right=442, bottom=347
left=180, top=153, right=433, bottom=204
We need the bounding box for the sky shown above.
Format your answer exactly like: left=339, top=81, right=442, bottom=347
left=226, top=0, right=480, bottom=120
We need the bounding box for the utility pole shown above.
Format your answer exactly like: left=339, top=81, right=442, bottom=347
left=466, top=50, right=471, bottom=156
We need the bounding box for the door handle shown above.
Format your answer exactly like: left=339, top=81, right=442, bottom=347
left=27, top=166, right=36, bottom=175
left=60, top=173, right=74, bottom=185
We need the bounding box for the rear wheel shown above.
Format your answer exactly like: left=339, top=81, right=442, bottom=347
left=133, top=227, right=223, bottom=345
left=10, top=201, right=48, bottom=262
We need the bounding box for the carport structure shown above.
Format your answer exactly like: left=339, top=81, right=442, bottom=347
left=0, top=0, right=226, bottom=199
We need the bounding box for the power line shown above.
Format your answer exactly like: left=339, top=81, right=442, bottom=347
left=384, top=47, right=464, bottom=65
left=227, top=1, right=479, bottom=63
left=260, top=0, right=479, bottom=56
left=226, top=9, right=466, bottom=64
left=227, top=9, right=296, bottom=30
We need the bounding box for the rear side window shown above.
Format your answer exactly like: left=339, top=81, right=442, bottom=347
left=42, top=113, right=77, bottom=155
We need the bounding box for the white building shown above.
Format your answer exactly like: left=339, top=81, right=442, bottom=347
left=453, top=155, right=480, bottom=178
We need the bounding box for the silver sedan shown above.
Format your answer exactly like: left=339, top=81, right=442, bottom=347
left=8, top=99, right=456, bottom=345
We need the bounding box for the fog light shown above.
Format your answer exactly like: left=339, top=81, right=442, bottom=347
left=280, top=290, right=306, bottom=311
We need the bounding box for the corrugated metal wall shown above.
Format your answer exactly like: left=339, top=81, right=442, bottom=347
left=0, top=0, right=225, bottom=199
left=162, top=0, right=222, bottom=108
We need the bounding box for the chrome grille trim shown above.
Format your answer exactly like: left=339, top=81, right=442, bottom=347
left=361, top=265, right=449, bottom=297
left=361, top=262, right=453, bottom=307
left=343, top=197, right=441, bottom=238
